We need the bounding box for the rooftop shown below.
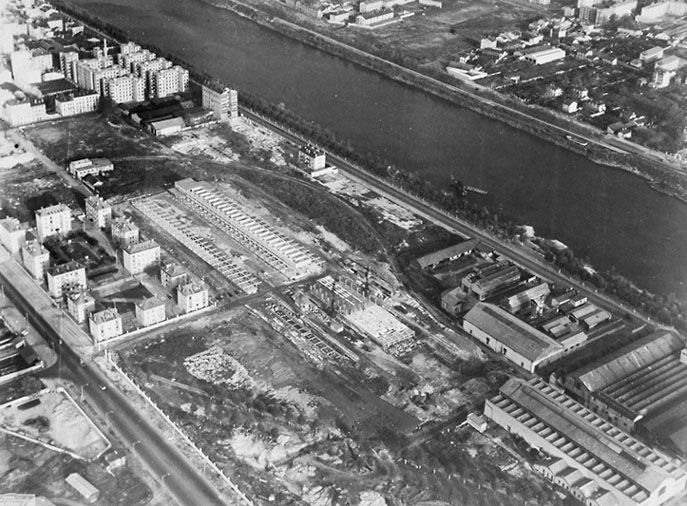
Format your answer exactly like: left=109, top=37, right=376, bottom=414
left=123, top=239, right=158, bottom=254
left=178, top=282, right=207, bottom=296
left=571, top=330, right=684, bottom=392
left=463, top=302, right=562, bottom=362
left=23, top=240, right=48, bottom=256
left=492, top=377, right=685, bottom=501
left=136, top=297, right=165, bottom=310
left=36, top=204, right=70, bottom=217
left=0, top=217, right=25, bottom=232
left=90, top=308, right=120, bottom=324
left=416, top=239, right=480, bottom=269
left=47, top=261, right=83, bottom=276
left=162, top=263, right=186, bottom=277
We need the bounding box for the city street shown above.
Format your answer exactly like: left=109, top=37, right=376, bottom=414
left=0, top=268, right=235, bottom=506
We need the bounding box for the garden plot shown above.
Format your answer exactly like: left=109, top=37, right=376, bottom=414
left=0, top=390, right=109, bottom=460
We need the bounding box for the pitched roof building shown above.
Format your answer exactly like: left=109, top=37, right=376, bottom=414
left=485, top=377, right=687, bottom=506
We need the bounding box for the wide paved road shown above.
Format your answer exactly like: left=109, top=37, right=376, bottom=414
left=241, top=108, right=654, bottom=326
left=0, top=273, right=233, bottom=506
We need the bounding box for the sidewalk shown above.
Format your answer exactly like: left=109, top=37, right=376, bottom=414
left=0, top=248, right=93, bottom=353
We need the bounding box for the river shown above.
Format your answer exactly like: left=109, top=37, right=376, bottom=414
left=64, top=0, right=687, bottom=299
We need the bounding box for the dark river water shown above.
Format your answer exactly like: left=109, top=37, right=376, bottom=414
left=66, top=0, right=687, bottom=299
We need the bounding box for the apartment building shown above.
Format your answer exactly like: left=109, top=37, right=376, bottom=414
left=177, top=282, right=209, bottom=313
left=122, top=239, right=160, bottom=275
left=201, top=85, right=239, bottom=121
left=0, top=217, right=27, bottom=253
left=21, top=240, right=50, bottom=280
left=150, top=65, right=189, bottom=98
left=35, top=204, right=71, bottom=242
left=46, top=261, right=86, bottom=298
left=55, top=91, right=99, bottom=116
left=89, top=308, right=122, bottom=342
left=67, top=290, right=95, bottom=323
left=135, top=298, right=166, bottom=327
left=2, top=98, right=49, bottom=126
left=85, top=196, right=112, bottom=228
left=59, top=50, right=79, bottom=81
left=110, top=217, right=139, bottom=247
left=104, top=75, right=145, bottom=103
left=160, top=263, right=188, bottom=289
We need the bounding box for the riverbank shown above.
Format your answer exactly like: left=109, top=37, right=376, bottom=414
left=198, top=0, right=687, bottom=204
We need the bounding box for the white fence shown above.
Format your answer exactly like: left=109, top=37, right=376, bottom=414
left=105, top=352, right=252, bottom=505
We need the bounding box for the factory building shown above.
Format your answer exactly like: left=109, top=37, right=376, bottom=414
left=416, top=239, right=480, bottom=270
left=46, top=261, right=86, bottom=298
left=35, top=204, right=71, bottom=242
left=310, top=275, right=368, bottom=315
left=523, top=46, right=566, bottom=65
left=461, top=261, right=521, bottom=301
left=561, top=331, right=687, bottom=450
left=21, top=240, right=50, bottom=280
left=500, top=281, right=550, bottom=314
left=175, top=179, right=324, bottom=280
left=67, top=158, right=113, bottom=180
left=485, top=377, right=687, bottom=506
left=122, top=240, right=161, bottom=275
left=462, top=302, right=565, bottom=373
left=0, top=217, right=27, bottom=253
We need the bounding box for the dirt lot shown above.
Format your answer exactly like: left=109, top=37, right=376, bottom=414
left=0, top=432, right=152, bottom=506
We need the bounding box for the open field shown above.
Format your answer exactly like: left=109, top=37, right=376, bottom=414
left=0, top=159, right=81, bottom=223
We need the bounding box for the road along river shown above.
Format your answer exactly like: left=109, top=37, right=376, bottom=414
left=64, top=0, right=687, bottom=299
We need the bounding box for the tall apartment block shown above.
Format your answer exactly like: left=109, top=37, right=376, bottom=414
left=105, top=75, right=146, bottom=103
left=59, top=50, right=79, bottom=81
left=35, top=204, right=71, bottom=242
left=201, top=85, right=239, bottom=122
left=150, top=66, right=189, bottom=98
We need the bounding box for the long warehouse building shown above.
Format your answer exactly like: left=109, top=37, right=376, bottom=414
left=485, top=377, right=687, bottom=506
left=174, top=179, right=324, bottom=280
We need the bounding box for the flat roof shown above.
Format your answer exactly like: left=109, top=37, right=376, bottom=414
left=36, top=203, right=70, bottom=216
left=464, top=302, right=562, bottom=362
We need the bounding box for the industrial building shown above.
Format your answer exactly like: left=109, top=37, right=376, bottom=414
left=35, top=204, right=71, bottom=242
left=21, top=240, right=50, bottom=280
left=345, top=304, right=414, bottom=351
left=310, top=275, right=368, bottom=315
left=89, top=308, right=122, bottom=342
left=177, top=282, right=209, bottom=313
left=485, top=377, right=687, bottom=506
left=110, top=217, right=139, bottom=247
left=416, top=239, right=480, bottom=270
left=298, top=145, right=327, bottom=171
left=122, top=240, right=160, bottom=275
left=65, top=473, right=99, bottom=503
left=441, top=286, right=467, bottom=316
left=135, top=298, right=166, bottom=327
left=462, top=302, right=566, bottom=373
left=561, top=330, right=687, bottom=450
left=148, top=117, right=184, bottom=136
left=175, top=179, right=324, bottom=280
left=567, top=303, right=611, bottom=330
left=0, top=217, right=27, bottom=253
left=523, top=46, right=566, bottom=65
left=46, top=261, right=87, bottom=298
left=461, top=261, right=521, bottom=301
left=67, top=158, right=114, bottom=179
left=500, top=281, right=550, bottom=314
left=85, top=196, right=111, bottom=228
